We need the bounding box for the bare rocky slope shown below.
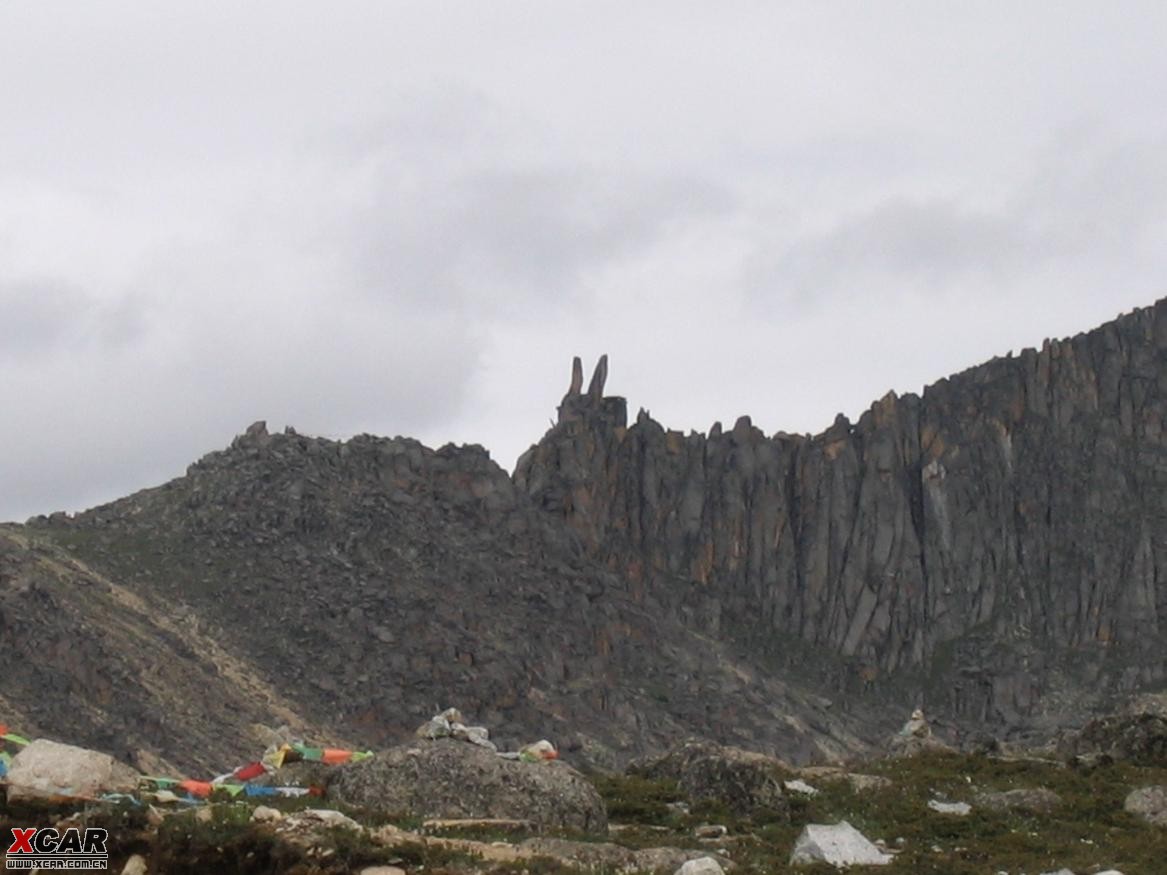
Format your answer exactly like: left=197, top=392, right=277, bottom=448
left=6, top=300, right=1167, bottom=773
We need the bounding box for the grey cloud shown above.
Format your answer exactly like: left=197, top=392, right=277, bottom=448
left=744, top=129, right=1167, bottom=310
left=0, top=280, right=146, bottom=359
left=352, top=163, right=734, bottom=315
left=0, top=280, right=87, bottom=355
left=446, top=168, right=732, bottom=293
left=1018, top=133, right=1167, bottom=249
left=316, top=92, right=735, bottom=315
left=745, top=199, right=1039, bottom=308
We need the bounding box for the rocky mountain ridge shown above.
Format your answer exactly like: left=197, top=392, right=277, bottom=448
left=5, top=300, right=1167, bottom=771
left=517, top=302, right=1167, bottom=736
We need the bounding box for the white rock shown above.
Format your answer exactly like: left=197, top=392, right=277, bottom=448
left=519, top=739, right=558, bottom=760
left=288, top=809, right=362, bottom=831
left=1038, top=869, right=1076, bottom=875
left=784, top=779, right=819, bottom=795
left=251, top=805, right=283, bottom=822
left=451, top=723, right=498, bottom=751
left=790, top=821, right=893, bottom=867
left=1124, top=785, right=1167, bottom=826
left=5, top=739, right=139, bottom=802
left=121, top=855, right=149, bottom=875
left=415, top=716, right=452, bottom=739
left=694, top=824, right=728, bottom=838
left=927, top=799, right=971, bottom=815
left=359, top=868, right=407, bottom=875
left=674, top=857, right=725, bottom=875
left=845, top=773, right=893, bottom=792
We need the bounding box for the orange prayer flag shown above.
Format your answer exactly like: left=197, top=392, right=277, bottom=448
left=179, top=780, right=214, bottom=798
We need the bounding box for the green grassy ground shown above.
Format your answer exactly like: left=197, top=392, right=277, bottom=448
left=593, top=751, right=1167, bottom=874
left=3, top=751, right=1164, bottom=873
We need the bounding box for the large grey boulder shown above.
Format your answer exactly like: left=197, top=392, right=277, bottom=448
left=789, top=821, right=893, bottom=867
left=1124, top=785, right=1167, bottom=826
left=634, top=740, right=788, bottom=818
left=1065, top=713, right=1167, bottom=766
left=4, top=739, right=139, bottom=802
left=328, top=739, right=607, bottom=833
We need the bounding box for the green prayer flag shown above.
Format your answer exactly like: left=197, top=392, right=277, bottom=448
left=2, top=733, right=30, bottom=746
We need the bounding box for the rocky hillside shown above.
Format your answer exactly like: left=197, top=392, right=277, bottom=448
left=0, top=527, right=333, bottom=776
left=5, top=300, right=1167, bottom=771
left=12, top=426, right=879, bottom=774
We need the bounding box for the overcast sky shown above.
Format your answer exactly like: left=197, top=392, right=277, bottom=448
left=2, top=3, right=1166, bottom=522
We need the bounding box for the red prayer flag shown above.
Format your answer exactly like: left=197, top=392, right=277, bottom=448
left=233, top=762, right=266, bottom=781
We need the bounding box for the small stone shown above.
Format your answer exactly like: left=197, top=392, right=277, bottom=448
left=251, top=805, right=282, bottom=823
left=675, top=857, right=725, bottom=875
left=121, top=855, right=148, bottom=875
left=783, top=779, right=819, bottom=795
left=286, top=809, right=362, bottom=831
left=694, top=824, right=728, bottom=839
left=927, top=799, right=971, bottom=816
left=360, top=868, right=407, bottom=875
left=519, top=739, right=559, bottom=761
left=845, top=773, right=893, bottom=792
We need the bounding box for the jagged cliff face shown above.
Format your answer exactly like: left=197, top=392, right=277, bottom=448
left=517, top=305, right=1167, bottom=732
